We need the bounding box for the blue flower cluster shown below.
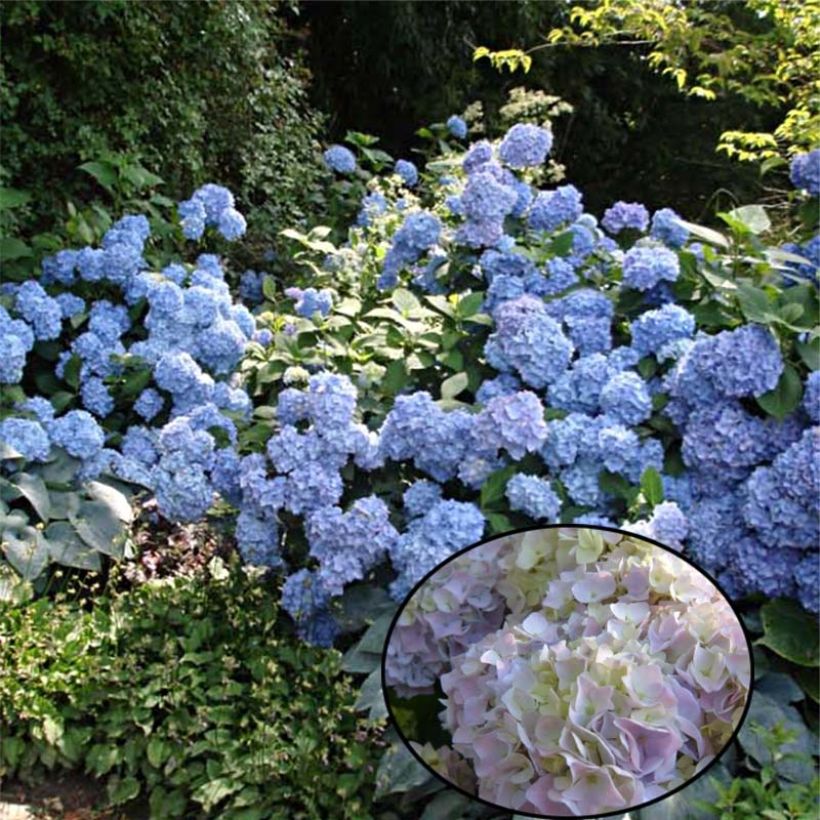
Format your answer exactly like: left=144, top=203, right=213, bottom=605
left=601, top=201, right=650, bottom=235
left=284, top=287, right=333, bottom=318
left=323, top=144, right=357, bottom=175
left=447, top=115, right=468, bottom=140
left=505, top=474, right=561, bottom=521
left=395, top=159, right=418, bottom=187
left=790, top=149, right=820, bottom=197
left=178, top=184, right=247, bottom=241
left=378, top=211, right=442, bottom=290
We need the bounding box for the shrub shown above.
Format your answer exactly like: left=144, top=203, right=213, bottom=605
left=0, top=558, right=380, bottom=818
left=0, top=1, right=327, bottom=247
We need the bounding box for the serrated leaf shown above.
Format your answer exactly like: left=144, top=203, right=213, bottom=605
left=756, top=365, right=803, bottom=421
left=758, top=598, right=819, bottom=667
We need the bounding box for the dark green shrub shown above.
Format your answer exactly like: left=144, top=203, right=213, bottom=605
left=0, top=559, right=381, bottom=818
left=0, top=0, right=328, bottom=248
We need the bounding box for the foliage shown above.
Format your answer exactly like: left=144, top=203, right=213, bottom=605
left=301, top=0, right=766, bottom=216
left=0, top=0, right=327, bottom=252
left=0, top=558, right=381, bottom=818
left=481, top=0, right=820, bottom=166
left=0, top=447, right=134, bottom=585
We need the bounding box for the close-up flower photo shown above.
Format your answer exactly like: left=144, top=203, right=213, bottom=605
left=1, top=2, right=818, bottom=818
left=385, top=526, right=752, bottom=817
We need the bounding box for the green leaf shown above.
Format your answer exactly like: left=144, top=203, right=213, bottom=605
left=392, top=288, right=421, bottom=315
left=738, top=691, right=815, bottom=783
left=262, top=275, right=277, bottom=301
left=120, top=367, right=152, bottom=398
left=726, top=204, right=771, bottom=234
left=70, top=499, right=128, bottom=557
left=44, top=521, right=102, bottom=571
left=13, top=472, right=51, bottom=521
left=758, top=598, right=819, bottom=667
left=440, top=372, right=469, bottom=400
left=63, top=354, right=82, bottom=390
left=737, top=283, right=775, bottom=324
left=147, top=737, right=169, bottom=768
left=353, top=668, right=388, bottom=721
left=598, top=470, right=639, bottom=503
left=85, top=480, right=133, bottom=523
left=79, top=160, right=117, bottom=191
left=0, top=237, right=32, bottom=261
left=486, top=512, right=513, bottom=534
left=756, top=365, right=803, bottom=421
left=3, top=525, right=49, bottom=579
left=480, top=465, right=517, bottom=509
left=640, top=467, right=664, bottom=508
left=420, top=790, right=472, bottom=820
left=673, top=218, right=730, bottom=249
left=456, top=291, right=484, bottom=318
left=0, top=187, right=31, bottom=210
left=796, top=336, right=820, bottom=371
left=374, top=741, right=431, bottom=799
left=107, top=775, right=141, bottom=806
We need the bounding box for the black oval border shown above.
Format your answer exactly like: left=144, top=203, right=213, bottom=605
left=379, top=523, right=756, bottom=820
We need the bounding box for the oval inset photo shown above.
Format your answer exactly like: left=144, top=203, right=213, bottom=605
left=382, top=526, right=752, bottom=819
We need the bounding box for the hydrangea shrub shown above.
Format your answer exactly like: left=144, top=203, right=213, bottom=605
left=386, top=527, right=752, bottom=817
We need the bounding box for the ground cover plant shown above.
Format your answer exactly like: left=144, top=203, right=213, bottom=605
left=1, top=108, right=818, bottom=816
left=385, top=526, right=752, bottom=816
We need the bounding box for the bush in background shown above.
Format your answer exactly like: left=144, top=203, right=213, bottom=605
left=0, top=0, right=328, bottom=251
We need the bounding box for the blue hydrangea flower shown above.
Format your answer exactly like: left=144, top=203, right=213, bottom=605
left=403, top=480, right=443, bottom=518
left=217, top=207, right=247, bottom=241
left=0, top=418, right=51, bottom=461
left=506, top=474, right=561, bottom=521
left=395, top=159, right=418, bottom=186
left=789, top=149, right=820, bottom=196
left=80, top=377, right=114, bottom=417
left=281, top=568, right=331, bottom=621
left=485, top=295, right=574, bottom=389
left=323, top=144, right=357, bottom=174
left=528, top=185, right=583, bottom=232
left=239, top=270, right=264, bottom=304
left=471, top=391, right=548, bottom=460
left=476, top=373, right=522, bottom=405
left=795, top=553, right=819, bottom=614
left=498, top=123, right=552, bottom=168
left=622, top=245, right=680, bottom=291
left=446, top=115, right=468, bottom=139
left=456, top=171, right=518, bottom=249
left=379, top=211, right=442, bottom=289
left=286, top=287, right=333, bottom=318
left=601, top=201, right=649, bottom=234
left=179, top=197, right=207, bottom=240
left=15, top=281, right=62, bottom=341
left=235, top=510, right=282, bottom=568
left=548, top=354, right=615, bottom=414
left=541, top=258, right=579, bottom=295
left=134, top=388, right=164, bottom=422
left=599, top=371, right=652, bottom=426
left=463, top=140, right=493, bottom=174
left=56, top=293, right=86, bottom=319
left=629, top=304, right=695, bottom=358
left=356, top=191, right=388, bottom=226
left=650, top=208, right=689, bottom=248
left=41, top=250, right=78, bottom=286
left=154, top=464, right=214, bottom=522
left=49, top=410, right=105, bottom=460
left=389, top=499, right=485, bottom=598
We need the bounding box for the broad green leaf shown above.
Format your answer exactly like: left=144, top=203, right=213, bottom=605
left=420, top=790, right=471, bottom=820
left=736, top=283, right=775, bottom=323
left=353, top=668, right=388, bottom=721
left=738, top=691, right=815, bottom=783
left=107, top=775, right=141, bottom=806
left=440, top=371, right=468, bottom=400
left=726, top=204, right=771, bottom=234
left=392, top=288, right=421, bottom=315
left=480, top=465, right=517, bottom=509
left=2, top=525, right=49, bottom=579
left=79, top=160, right=117, bottom=190
left=640, top=467, right=664, bottom=508
left=0, top=237, right=32, bottom=261
left=45, top=521, right=102, bottom=571
left=672, top=218, right=730, bottom=248
left=758, top=598, right=819, bottom=667
left=0, top=187, right=31, bottom=210
left=85, top=480, right=133, bottom=523
left=71, top=499, right=128, bottom=557
left=756, top=365, right=803, bottom=421
left=13, top=472, right=51, bottom=520
left=374, top=741, right=431, bottom=799
left=456, top=291, right=484, bottom=318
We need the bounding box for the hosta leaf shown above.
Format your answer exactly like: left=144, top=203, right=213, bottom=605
left=374, top=741, right=431, bottom=799
left=44, top=521, right=102, bottom=571
left=12, top=472, right=51, bottom=520
left=758, top=598, right=819, bottom=667
left=353, top=668, right=388, bottom=721
left=70, top=499, right=128, bottom=557
left=3, top=525, right=49, bottom=579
